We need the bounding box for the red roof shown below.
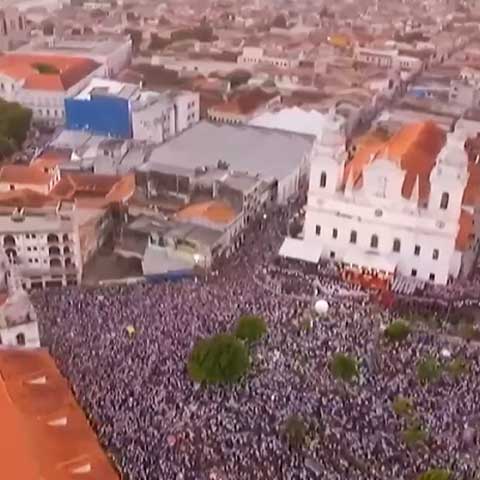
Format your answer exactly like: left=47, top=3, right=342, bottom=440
left=0, top=54, right=100, bottom=91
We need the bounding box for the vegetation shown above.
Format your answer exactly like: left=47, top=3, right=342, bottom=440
left=392, top=396, right=414, bottom=417
left=417, top=468, right=451, bottom=480
left=446, top=357, right=468, bottom=378
left=417, top=356, right=442, bottom=384
left=32, top=62, right=59, bottom=74
left=0, top=100, right=32, bottom=159
left=187, top=333, right=250, bottom=384
left=235, top=315, right=267, bottom=343
left=282, top=414, right=307, bottom=449
left=330, top=353, right=358, bottom=382
left=226, top=69, right=252, bottom=89
left=272, top=14, right=287, bottom=29
left=384, top=319, right=411, bottom=342
left=402, top=422, right=427, bottom=448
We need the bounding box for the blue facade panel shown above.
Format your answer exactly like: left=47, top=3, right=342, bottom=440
left=65, top=95, right=132, bottom=138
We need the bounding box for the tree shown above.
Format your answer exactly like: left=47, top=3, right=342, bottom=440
left=384, top=319, right=411, bottom=342
left=187, top=333, right=250, bottom=384
left=417, top=356, right=441, bottom=384
left=417, top=468, right=451, bottom=480
left=282, top=414, right=307, bottom=449
left=272, top=14, right=287, bottom=29
left=446, top=357, right=468, bottom=378
left=330, top=353, right=358, bottom=382
left=392, top=396, right=414, bottom=417
left=402, top=422, right=427, bottom=448
left=0, top=100, right=32, bottom=152
left=235, top=315, right=267, bottom=343
left=226, top=69, right=252, bottom=89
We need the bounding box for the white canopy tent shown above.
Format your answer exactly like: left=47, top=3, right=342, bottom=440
left=278, top=238, right=323, bottom=263
left=343, top=249, right=396, bottom=274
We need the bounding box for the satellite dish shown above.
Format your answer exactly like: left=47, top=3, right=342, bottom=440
left=314, top=299, right=329, bottom=315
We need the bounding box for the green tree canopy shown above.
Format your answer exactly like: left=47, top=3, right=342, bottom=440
left=235, top=315, right=267, bottom=343
left=187, top=333, right=250, bottom=384
left=330, top=353, right=358, bottom=382
left=0, top=99, right=32, bottom=150
left=384, top=319, right=411, bottom=342
left=417, top=356, right=442, bottom=384
left=392, top=396, right=414, bottom=417
left=282, top=414, right=307, bottom=449
left=417, top=468, right=451, bottom=480
left=402, top=422, right=427, bottom=448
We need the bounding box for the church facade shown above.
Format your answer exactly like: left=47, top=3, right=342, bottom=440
left=294, top=114, right=479, bottom=285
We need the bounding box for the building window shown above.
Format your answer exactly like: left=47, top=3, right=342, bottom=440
left=16, top=333, right=25, bottom=346
left=9, top=184, right=14, bottom=191
left=350, top=230, right=357, bottom=244
left=332, top=228, right=338, bottom=239
left=440, top=192, right=449, bottom=210
left=330, top=251, right=335, bottom=259
left=370, top=234, right=378, bottom=249
left=393, top=238, right=401, bottom=253
left=414, top=245, right=421, bottom=256
left=429, top=273, right=435, bottom=282
left=315, top=225, right=321, bottom=236
left=320, top=172, right=327, bottom=188
left=411, top=269, right=417, bottom=277
left=432, top=249, right=439, bottom=260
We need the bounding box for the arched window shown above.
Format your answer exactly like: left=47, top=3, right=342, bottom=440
left=350, top=230, right=357, bottom=244
left=50, top=258, right=62, bottom=268
left=16, top=333, right=25, bottom=346
left=370, top=234, right=379, bottom=249
left=440, top=192, right=449, bottom=210
left=393, top=238, right=401, bottom=253
left=320, top=172, right=327, bottom=188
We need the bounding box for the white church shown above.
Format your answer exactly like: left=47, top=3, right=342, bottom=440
left=280, top=112, right=478, bottom=285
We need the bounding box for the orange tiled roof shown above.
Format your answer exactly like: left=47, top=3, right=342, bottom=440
left=0, top=53, right=100, bottom=91
left=0, top=349, right=118, bottom=480
left=0, top=188, right=55, bottom=207
left=345, top=121, right=446, bottom=201
left=31, top=149, right=72, bottom=171
left=462, top=161, right=480, bottom=206
left=176, top=200, right=237, bottom=224
left=0, top=164, right=52, bottom=185
left=456, top=209, right=474, bottom=251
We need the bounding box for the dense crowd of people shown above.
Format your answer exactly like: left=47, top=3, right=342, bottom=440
left=33, top=204, right=480, bottom=480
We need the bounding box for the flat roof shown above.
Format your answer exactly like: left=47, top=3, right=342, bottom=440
left=146, top=121, right=314, bottom=181
left=74, top=78, right=139, bottom=101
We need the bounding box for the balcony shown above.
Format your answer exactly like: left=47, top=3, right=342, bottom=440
left=47, top=233, right=60, bottom=245
left=48, top=246, right=61, bottom=256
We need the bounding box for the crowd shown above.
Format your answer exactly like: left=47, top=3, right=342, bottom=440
left=33, top=204, right=480, bottom=480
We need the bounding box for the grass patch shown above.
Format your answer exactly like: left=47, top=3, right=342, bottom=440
left=392, top=396, right=414, bottom=417
left=417, top=356, right=442, bottom=384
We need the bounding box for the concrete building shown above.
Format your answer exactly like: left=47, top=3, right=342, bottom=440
left=238, top=46, right=301, bottom=70
left=0, top=6, right=27, bottom=50
left=65, top=78, right=200, bottom=141
left=141, top=121, right=315, bottom=205
left=354, top=47, right=423, bottom=72
left=0, top=202, right=113, bottom=289
left=281, top=114, right=479, bottom=285
left=208, top=89, right=281, bottom=124
left=0, top=53, right=104, bottom=126
left=15, top=35, right=132, bottom=77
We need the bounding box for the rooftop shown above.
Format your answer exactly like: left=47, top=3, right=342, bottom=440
left=0, top=348, right=118, bottom=480
left=176, top=200, right=237, bottom=225
left=0, top=53, right=100, bottom=91
left=209, top=88, right=278, bottom=116
left=74, top=78, right=140, bottom=101
left=144, top=121, right=315, bottom=181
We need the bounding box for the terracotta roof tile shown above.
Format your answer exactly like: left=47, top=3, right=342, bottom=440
left=345, top=121, right=446, bottom=202
left=456, top=209, right=474, bottom=251
left=0, top=349, right=118, bottom=480
left=176, top=200, right=237, bottom=224
left=0, top=165, right=52, bottom=186
left=0, top=189, right=55, bottom=207
left=0, top=54, right=100, bottom=92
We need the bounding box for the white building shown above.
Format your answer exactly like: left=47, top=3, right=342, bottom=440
left=14, top=35, right=133, bottom=77
left=281, top=113, right=478, bottom=285
left=0, top=53, right=104, bottom=126
left=0, top=255, right=40, bottom=348
left=238, top=46, right=301, bottom=70
left=354, top=47, right=423, bottom=72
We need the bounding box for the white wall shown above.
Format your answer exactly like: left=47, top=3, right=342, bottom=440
left=0, top=321, right=40, bottom=348
left=174, top=91, right=200, bottom=133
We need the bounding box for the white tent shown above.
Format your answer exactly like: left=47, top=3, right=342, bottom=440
left=279, top=238, right=323, bottom=263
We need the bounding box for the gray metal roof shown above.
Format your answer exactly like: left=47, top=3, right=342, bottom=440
left=146, top=121, right=315, bottom=181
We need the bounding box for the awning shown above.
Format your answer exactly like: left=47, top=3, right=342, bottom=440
left=343, top=249, right=396, bottom=273
left=279, top=238, right=323, bottom=263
